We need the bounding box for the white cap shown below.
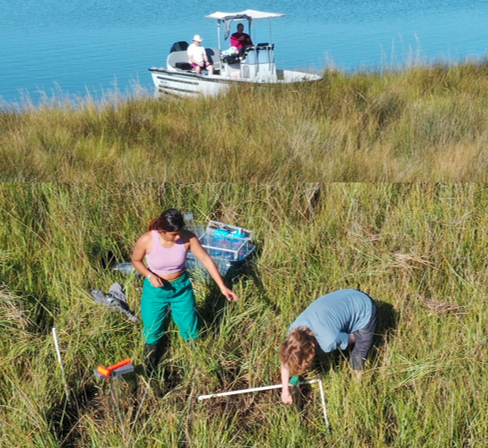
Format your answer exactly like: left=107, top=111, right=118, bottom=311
left=193, top=35, right=203, bottom=42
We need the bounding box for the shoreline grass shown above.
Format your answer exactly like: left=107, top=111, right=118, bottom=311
left=1, top=60, right=488, bottom=182
left=1, top=183, right=488, bottom=447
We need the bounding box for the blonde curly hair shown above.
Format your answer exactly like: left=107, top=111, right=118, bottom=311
left=279, top=327, right=318, bottom=376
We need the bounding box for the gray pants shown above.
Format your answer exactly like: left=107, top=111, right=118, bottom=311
left=350, top=298, right=378, bottom=370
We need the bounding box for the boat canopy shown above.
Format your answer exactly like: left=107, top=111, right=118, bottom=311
left=206, top=10, right=284, bottom=41
left=205, top=10, right=285, bottom=21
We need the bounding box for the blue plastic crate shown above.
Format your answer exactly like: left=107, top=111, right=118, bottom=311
left=186, top=221, right=255, bottom=279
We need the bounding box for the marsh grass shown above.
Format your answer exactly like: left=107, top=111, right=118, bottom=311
left=2, top=60, right=488, bottom=181
left=1, top=183, right=488, bottom=446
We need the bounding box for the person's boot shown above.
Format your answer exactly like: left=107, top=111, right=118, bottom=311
left=144, top=344, right=160, bottom=376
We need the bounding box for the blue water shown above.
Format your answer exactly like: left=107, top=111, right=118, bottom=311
left=1, top=0, right=487, bottom=104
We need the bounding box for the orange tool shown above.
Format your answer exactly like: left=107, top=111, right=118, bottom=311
left=96, top=358, right=131, bottom=377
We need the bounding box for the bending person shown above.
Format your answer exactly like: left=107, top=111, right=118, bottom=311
left=187, top=34, right=214, bottom=75
left=279, top=289, right=378, bottom=404
left=132, top=209, right=238, bottom=370
left=230, top=23, right=253, bottom=49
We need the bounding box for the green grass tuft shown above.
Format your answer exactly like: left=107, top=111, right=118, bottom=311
left=1, top=183, right=488, bottom=446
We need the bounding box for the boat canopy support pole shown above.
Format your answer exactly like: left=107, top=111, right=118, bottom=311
left=218, top=20, right=221, bottom=52
left=269, top=19, right=273, bottom=46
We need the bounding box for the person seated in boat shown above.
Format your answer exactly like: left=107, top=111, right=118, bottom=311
left=187, top=35, right=214, bottom=75
left=230, top=23, right=253, bottom=50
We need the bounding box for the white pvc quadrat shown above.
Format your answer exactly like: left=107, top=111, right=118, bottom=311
left=198, top=378, right=329, bottom=427
left=52, top=327, right=72, bottom=407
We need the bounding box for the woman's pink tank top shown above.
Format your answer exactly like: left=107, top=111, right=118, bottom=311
left=145, top=230, right=188, bottom=275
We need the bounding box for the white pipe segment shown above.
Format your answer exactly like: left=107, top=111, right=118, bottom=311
left=52, top=327, right=72, bottom=406
left=199, top=383, right=282, bottom=400
left=198, top=379, right=328, bottom=427
left=198, top=379, right=321, bottom=400
left=318, top=378, right=329, bottom=427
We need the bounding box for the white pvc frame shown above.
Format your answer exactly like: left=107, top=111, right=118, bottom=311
left=198, top=378, right=329, bottom=427
left=52, top=327, right=72, bottom=406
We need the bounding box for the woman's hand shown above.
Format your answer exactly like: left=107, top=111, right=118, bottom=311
left=220, top=286, right=239, bottom=302
left=148, top=274, right=164, bottom=288
left=281, top=388, right=293, bottom=404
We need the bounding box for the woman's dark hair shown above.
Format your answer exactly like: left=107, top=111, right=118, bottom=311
left=148, top=209, right=185, bottom=232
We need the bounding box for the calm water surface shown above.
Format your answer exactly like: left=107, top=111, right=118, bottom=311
left=1, top=0, right=487, bottom=104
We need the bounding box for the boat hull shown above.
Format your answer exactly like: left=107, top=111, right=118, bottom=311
left=149, top=67, right=322, bottom=98
left=150, top=68, right=237, bottom=97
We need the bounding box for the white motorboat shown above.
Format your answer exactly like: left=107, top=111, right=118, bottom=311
left=149, top=9, right=322, bottom=97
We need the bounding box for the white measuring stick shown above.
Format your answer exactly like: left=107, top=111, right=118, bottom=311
left=199, top=383, right=282, bottom=400
left=52, top=327, right=72, bottom=406
left=198, top=378, right=328, bottom=427
left=198, top=378, right=322, bottom=400
left=318, top=378, right=329, bottom=427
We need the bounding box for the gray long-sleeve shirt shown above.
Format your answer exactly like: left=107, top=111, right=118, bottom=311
left=288, top=289, right=374, bottom=354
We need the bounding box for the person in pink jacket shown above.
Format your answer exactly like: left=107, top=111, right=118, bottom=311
left=230, top=23, right=253, bottom=49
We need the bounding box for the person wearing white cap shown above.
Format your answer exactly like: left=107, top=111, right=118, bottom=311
left=187, top=35, right=214, bottom=75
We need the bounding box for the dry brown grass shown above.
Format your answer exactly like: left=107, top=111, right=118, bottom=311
left=2, top=60, right=488, bottom=181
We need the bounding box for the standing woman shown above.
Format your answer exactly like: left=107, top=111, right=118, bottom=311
left=132, top=209, right=239, bottom=368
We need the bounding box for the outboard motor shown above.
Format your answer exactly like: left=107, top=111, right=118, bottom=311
left=170, top=41, right=189, bottom=53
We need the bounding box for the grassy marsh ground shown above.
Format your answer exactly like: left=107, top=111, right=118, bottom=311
left=1, top=61, right=488, bottom=182
left=1, top=183, right=488, bottom=447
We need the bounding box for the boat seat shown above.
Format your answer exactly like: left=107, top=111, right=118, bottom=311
left=175, top=62, right=193, bottom=70
left=167, top=51, right=192, bottom=71
left=206, top=48, right=221, bottom=71
left=167, top=48, right=221, bottom=72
